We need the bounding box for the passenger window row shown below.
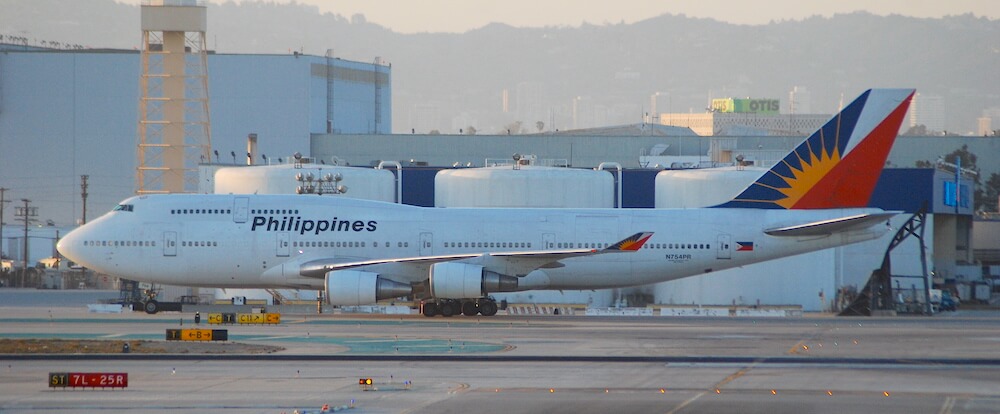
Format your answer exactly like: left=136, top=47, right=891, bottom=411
left=171, top=209, right=231, bottom=215
left=645, top=243, right=711, bottom=250
left=182, top=241, right=218, bottom=247
left=293, top=241, right=411, bottom=248
left=83, top=240, right=156, bottom=247
left=444, top=241, right=532, bottom=249
left=252, top=209, right=299, bottom=214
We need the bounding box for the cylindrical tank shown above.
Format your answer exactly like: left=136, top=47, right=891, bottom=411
left=214, top=164, right=395, bottom=202
left=435, top=166, right=614, bottom=208
left=654, top=166, right=766, bottom=208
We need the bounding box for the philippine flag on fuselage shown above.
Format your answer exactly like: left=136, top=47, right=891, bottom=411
left=737, top=241, right=754, bottom=251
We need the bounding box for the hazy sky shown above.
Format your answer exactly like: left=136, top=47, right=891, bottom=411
left=199, top=0, right=999, bottom=33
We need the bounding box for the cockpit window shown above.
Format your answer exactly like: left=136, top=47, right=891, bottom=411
left=113, top=204, right=134, bottom=212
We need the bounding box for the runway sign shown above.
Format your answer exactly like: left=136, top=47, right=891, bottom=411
left=165, top=329, right=228, bottom=341
left=207, top=313, right=237, bottom=324
left=237, top=313, right=281, bottom=324
left=49, top=372, right=128, bottom=388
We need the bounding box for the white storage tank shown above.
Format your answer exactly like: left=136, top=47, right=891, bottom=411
left=214, top=163, right=396, bottom=202
left=654, top=166, right=766, bottom=208
left=436, top=165, right=614, bottom=208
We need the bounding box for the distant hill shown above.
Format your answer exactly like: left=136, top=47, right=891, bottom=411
left=2, top=0, right=998, bottom=134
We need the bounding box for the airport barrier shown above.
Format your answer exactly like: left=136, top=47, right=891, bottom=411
left=49, top=372, right=127, bottom=389
left=86, top=304, right=123, bottom=314
left=165, top=329, right=228, bottom=341
left=584, top=307, right=655, bottom=316
left=504, top=304, right=583, bottom=316
left=340, top=305, right=411, bottom=315
left=656, top=306, right=803, bottom=317
left=658, top=307, right=730, bottom=317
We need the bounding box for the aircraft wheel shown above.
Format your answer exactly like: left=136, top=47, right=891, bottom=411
left=479, top=300, right=498, bottom=317
left=144, top=300, right=159, bottom=314
left=440, top=301, right=456, bottom=317
left=422, top=302, right=439, bottom=317
left=461, top=301, right=479, bottom=316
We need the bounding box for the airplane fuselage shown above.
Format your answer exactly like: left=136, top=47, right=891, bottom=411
left=59, top=194, right=887, bottom=292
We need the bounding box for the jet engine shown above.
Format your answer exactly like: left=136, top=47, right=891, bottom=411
left=325, top=270, right=412, bottom=306
left=429, top=262, right=518, bottom=299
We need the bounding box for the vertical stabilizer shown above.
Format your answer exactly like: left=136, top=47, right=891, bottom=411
left=715, top=89, right=914, bottom=209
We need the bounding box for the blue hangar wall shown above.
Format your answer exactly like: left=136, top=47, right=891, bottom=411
left=0, top=49, right=390, bottom=225
left=398, top=167, right=959, bottom=214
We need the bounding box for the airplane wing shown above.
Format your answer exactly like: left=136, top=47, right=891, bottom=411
left=764, top=212, right=897, bottom=237
left=298, top=232, right=653, bottom=279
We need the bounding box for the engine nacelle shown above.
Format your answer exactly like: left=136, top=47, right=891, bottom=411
left=325, top=270, right=412, bottom=306
left=429, top=262, right=518, bottom=299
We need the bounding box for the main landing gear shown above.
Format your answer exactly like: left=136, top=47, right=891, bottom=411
left=422, top=298, right=499, bottom=317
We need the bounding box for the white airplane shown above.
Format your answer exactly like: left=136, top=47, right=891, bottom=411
left=58, top=89, right=914, bottom=316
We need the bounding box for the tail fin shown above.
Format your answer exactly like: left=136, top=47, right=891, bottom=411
left=714, top=89, right=915, bottom=209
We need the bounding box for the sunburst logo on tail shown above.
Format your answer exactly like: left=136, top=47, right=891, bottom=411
left=768, top=130, right=843, bottom=208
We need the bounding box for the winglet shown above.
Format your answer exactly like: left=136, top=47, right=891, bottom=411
left=714, top=88, right=915, bottom=210
left=604, top=232, right=654, bottom=252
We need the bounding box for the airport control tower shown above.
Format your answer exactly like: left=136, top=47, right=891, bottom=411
left=137, top=0, right=212, bottom=194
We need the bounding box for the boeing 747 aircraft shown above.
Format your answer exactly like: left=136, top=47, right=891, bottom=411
left=58, top=89, right=914, bottom=316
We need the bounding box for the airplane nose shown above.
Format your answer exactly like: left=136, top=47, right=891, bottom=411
left=57, top=227, right=84, bottom=263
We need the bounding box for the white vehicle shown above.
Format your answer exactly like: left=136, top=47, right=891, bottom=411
left=58, top=89, right=914, bottom=316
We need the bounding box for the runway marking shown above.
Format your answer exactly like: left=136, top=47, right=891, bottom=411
left=666, top=391, right=705, bottom=414
left=938, top=396, right=955, bottom=414
left=787, top=339, right=808, bottom=355
left=448, top=382, right=470, bottom=394
left=712, top=359, right=762, bottom=389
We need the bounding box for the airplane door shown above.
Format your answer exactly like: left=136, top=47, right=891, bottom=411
left=543, top=233, right=555, bottom=249
left=163, top=231, right=177, bottom=257
left=233, top=197, right=249, bottom=223
left=276, top=232, right=289, bottom=257
left=420, top=232, right=433, bottom=256
left=717, top=234, right=732, bottom=259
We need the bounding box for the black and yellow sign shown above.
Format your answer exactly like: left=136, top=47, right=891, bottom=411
left=207, top=313, right=238, bottom=324
left=237, top=313, right=281, bottom=324
left=165, top=329, right=228, bottom=341
left=208, top=312, right=279, bottom=324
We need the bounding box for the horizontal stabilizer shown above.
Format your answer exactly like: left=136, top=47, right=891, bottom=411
left=764, top=213, right=897, bottom=237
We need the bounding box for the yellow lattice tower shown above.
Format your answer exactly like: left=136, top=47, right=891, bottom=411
left=138, top=0, right=212, bottom=194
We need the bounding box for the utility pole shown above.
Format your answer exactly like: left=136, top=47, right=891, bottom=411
left=15, top=199, right=36, bottom=287
left=80, top=175, right=89, bottom=224
left=0, top=187, right=8, bottom=262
